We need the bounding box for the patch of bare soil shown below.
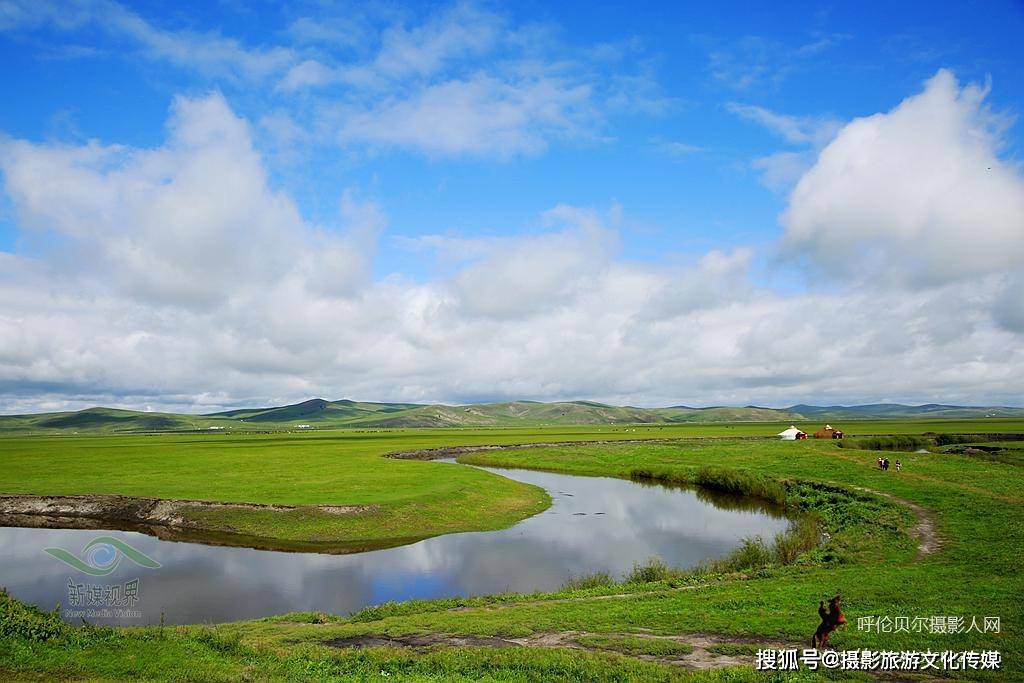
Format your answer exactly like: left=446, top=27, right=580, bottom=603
left=325, top=629, right=797, bottom=670
left=326, top=634, right=521, bottom=649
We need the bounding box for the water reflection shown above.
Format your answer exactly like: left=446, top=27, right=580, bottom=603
left=0, top=464, right=790, bottom=625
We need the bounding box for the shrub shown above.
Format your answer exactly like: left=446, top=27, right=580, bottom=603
left=933, top=433, right=979, bottom=446
left=625, top=557, right=678, bottom=584
left=717, top=537, right=774, bottom=572
left=0, top=588, right=65, bottom=642
left=702, top=513, right=822, bottom=574
left=773, top=515, right=822, bottom=565
left=190, top=628, right=247, bottom=656
left=563, top=571, right=615, bottom=590
left=933, top=433, right=1024, bottom=446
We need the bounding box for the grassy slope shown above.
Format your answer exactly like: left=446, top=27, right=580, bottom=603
left=1, top=425, right=1023, bottom=679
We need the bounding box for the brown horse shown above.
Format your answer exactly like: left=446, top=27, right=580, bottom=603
left=811, top=595, right=846, bottom=648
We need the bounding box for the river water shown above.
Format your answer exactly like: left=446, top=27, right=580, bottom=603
left=0, top=463, right=789, bottom=625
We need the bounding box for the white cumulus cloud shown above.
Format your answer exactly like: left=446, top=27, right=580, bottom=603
left=0, top=81, right=1022, bottom=413
left=782, top=69, right=1024, bottom=285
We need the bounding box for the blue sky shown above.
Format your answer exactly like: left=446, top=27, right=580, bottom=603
left=0, top=1, right=1022, bottom=412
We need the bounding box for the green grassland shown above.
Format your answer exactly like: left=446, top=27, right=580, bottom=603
left=1, top=420, right=1023, bottom=680
left=1, top=418, right=1023, bottom=547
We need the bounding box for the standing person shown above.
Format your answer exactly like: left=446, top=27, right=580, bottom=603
left=878, top=457, right=884, bottom=470
left=895, top=460, right=902, bottom=472
left=883, top=458, right=890, bottom=471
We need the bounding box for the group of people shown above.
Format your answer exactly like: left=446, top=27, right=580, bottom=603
left=876, top=457, right=902, bottom=472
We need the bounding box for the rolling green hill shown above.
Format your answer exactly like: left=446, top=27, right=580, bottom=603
left=0, top=407, right=228, bottom=433
left=2, top=398, right=1023, bottom=433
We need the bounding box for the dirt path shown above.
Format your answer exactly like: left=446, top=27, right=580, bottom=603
left=325, top=630, right=796, bottom=670
left=850, top=487, right=941, bottom=560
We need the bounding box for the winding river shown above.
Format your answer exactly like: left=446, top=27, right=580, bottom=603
left=0, top=462, right=790, bottom=625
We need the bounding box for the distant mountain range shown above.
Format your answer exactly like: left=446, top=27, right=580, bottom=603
left=1, top=398, right=1022, bottom=433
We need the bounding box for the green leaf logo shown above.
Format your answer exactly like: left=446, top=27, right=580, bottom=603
left=44, top=537, right=160, bottom=576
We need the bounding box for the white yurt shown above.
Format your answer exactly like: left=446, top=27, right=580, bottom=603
left=778, top=426, right=806, bottom=440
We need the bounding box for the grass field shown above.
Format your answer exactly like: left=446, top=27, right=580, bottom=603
left=2, top=419, right=1022, bottom=547
left=2, top=419, right=1023, bottom=679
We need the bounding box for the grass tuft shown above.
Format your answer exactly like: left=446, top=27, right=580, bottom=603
left=188, top=627, right=248, bottom=656
left=625, top=556, right=676, bottom=584
left=563, top=570, right=616, bottom=590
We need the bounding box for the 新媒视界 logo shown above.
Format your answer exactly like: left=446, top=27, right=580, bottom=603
left=44, top=536, right=160, bottom=576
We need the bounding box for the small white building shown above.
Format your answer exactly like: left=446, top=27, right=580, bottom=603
left=778, top=426, right=807, bottom=440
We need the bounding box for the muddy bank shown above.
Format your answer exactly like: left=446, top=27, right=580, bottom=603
left=0, top=494, right=398, bottom=554
left=0, top=493, right=373, bottom=523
